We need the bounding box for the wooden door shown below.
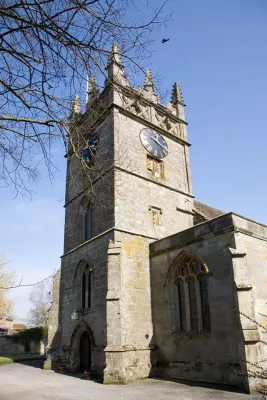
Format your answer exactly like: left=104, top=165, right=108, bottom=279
left=79, top=331, right=91, bottom=371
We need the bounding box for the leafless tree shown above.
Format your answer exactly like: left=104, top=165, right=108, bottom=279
left=0, top=253, right=16, bottom=316
left=0, top=0, right=168, bottom=196
left=27, top=279, right=52, bottom=327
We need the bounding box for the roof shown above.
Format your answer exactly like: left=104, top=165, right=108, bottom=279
left=13, top=324, right=27, bottom=330
left=193, top=200, right=225, bottom=221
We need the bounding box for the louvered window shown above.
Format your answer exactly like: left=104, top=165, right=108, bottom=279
left=147, top=156, right=164, bottom=178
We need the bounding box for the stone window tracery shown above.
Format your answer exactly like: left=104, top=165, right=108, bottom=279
left=175, top=255, right=210, bottom=332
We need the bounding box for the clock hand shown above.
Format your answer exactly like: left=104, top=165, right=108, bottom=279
left=151, top=136, right=167, bottom=151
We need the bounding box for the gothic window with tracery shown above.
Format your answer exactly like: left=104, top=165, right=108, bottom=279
left=175, top=255, right=210, bottom=332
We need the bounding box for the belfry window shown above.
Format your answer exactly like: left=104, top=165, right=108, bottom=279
left=81, top=265, right=91, bottom=309
left=147, top=155, right=164, bottom=179
left=79, top=197, right=93, bottom=243
left=175, top=255, right=210, bottom=332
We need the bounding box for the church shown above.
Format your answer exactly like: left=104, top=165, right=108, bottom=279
left=45, top=44, right=267, bottom=394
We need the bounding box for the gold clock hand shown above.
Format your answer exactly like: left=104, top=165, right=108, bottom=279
left=151, top=136, right=167, bottom=151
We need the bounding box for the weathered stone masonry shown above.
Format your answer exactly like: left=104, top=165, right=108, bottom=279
left=46, top=44, right=267, bottom=393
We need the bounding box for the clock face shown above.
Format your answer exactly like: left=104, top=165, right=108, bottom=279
left=140, top=128, right=168, bottom=159
left=81, top=132, right=99, bottom=163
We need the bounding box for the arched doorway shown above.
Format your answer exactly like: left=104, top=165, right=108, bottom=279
left=79, top=331, right=91, bottom=372
left=70, top=324, right=94, bottom=373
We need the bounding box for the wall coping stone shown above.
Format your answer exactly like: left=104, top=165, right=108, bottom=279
left=150, top=212, right=267, bottom=257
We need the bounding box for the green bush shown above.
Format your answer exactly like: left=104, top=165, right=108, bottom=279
left=9, top=326, right=48, bottom=353
left=11, top=326, right=47, bottom=342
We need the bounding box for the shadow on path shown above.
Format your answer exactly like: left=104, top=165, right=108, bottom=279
left=16, top=357, right=45, bottom=369
left=150, top=376, right=248, bottom=395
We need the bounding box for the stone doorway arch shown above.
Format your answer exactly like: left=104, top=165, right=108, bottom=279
left=70, top=323, right=94, bottom=372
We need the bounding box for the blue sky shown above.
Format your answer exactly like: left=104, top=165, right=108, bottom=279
left=1, top=0, right=267, bottom=321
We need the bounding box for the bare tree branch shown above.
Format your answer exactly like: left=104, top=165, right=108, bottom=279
left=0, top=270, right=56, bottom=290
left=0, top=0, right=168, bottom=196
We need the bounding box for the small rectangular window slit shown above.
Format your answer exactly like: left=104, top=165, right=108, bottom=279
left=149, top=206, right=162, bottom=225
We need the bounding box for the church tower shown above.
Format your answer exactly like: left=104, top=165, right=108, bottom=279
left=45, top=44, right=194, bottom=382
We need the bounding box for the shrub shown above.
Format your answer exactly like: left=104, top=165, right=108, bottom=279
left=9, top=326, right=48, bottom=353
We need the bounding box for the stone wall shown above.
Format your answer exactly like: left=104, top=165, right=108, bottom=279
left=55, top=230, right=114, bottom=375
left=231, top=214, right=267, bottom=392
left=0, top=337, right=44, bottom=356
left=64, top=112, right=115, bottom=254
left=104, top=232, right=152, bottom=383
left=150, top=213, right=245, bottom=388
left=149, top=213, right=267, bottom=393
left=44, top=269, right=61, bottom=370
left=113, top=108, right=193, bottom=240
left=49, top=104, right=116, bottom=374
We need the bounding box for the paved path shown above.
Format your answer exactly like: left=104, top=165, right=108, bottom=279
left=0, top=362, right=261, bottom=400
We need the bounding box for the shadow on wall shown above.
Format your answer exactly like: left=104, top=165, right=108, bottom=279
left=44, top=269, right=62, bottom=371
left=148, top=246, right=250, bottom=393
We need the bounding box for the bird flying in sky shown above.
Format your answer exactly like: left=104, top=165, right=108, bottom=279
left=162, top=38, right=170, bottom=44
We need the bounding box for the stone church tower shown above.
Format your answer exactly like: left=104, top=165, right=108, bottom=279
left=45, top=45, right=267, bottom=393
left=45, top=44, right=194, bottom=382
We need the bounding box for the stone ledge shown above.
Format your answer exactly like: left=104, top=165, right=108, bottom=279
left=176, top=206, right=194, bottom=215
left=228, top=248, right=246, bottom=258
left=236, top=283, right=253, bottom=291
left=243, top=329, right=260, bottom=343
left=105, top=345, right=151, bottom=352
left=115, top=166, right=194, bottom=198
left=106, top=290, right=120, bottom=301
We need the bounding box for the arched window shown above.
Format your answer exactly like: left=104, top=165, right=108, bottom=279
left=175, top=255, right=210, bottom=332
left=79, top=197, right=93, bottom=243
left=81, top=264, right=92, bottom=309
left=82, top=272, right=86, bottom=309
left=84, top=201, right=92, bottom=241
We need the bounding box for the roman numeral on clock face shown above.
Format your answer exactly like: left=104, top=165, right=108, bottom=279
left=139, top=128, right=168, bottom=159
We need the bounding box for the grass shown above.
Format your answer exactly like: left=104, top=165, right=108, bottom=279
left=0, top=357, right=13, bottom=365
left=0, top=354, right=44, bottom=366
